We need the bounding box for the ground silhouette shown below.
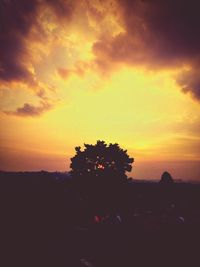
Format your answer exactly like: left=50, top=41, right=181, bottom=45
left=1, top=142, right=200, bottom=266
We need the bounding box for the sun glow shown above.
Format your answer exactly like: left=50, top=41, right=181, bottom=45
left=1, top=65, right=200, bottom=175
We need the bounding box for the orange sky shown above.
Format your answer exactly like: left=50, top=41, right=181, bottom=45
left=0, top=0, right=200, bottom=180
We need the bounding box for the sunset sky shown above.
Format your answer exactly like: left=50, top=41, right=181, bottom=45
left=1, top=0, right=200, bottom=180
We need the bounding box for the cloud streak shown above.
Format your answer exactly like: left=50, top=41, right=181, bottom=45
left=4, top=101, right=53, bottom=117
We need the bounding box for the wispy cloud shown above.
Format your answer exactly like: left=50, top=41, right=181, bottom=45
left=4, top=100, right=53, bottom=117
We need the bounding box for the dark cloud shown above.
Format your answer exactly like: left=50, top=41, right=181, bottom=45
left=0, top=0, right=77, bottom=116
left=176, top=68, right=200, bottom=101
left=119, top=0, right=200, bottom=62
left=118, top=1, right=200, bottom=51
left=4, top=101, right=53, bottom=117
left=0, top=0, right=39, bottom=82
left=93, top=0, right=200, bottom=101
left=139, top=0, right=200, bottom=58
left=46, top=0, right=76, bottom=18
left=0, top=0, right=77, bottom=83
left=2, top=0, right=200, bottom=102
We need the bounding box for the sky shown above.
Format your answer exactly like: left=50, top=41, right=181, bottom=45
left=0, top=0, right=200, bottom=180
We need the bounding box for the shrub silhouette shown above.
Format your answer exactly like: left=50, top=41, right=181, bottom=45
left=70, top=140, right=134, bottom=214
left=160, top=171, right=174, bottom=184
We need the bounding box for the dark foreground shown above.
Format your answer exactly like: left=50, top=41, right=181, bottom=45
left=1, top=172, right=200, bottom=267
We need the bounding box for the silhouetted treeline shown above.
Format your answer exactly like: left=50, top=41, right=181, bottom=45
left=1, top=171, right=200, bottom=267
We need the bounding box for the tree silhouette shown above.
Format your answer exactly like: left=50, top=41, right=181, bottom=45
left=70, top=140, right=134, bottom=214
left=70, top=140, right=133, bottom=180
left=160, top=171, right=174, bottom=184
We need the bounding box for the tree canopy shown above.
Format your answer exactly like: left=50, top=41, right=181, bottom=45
left=70, top=140, right=134, bottom=180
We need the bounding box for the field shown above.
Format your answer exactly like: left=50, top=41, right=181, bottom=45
left=1, top=172, right=200, bottom=267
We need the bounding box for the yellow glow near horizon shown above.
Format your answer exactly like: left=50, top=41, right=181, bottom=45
left=1, top=66, right=200, bottom=174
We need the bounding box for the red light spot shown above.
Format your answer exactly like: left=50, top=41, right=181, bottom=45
left=97, top=164, right=104, bottom=169
left=94, top=215, right=100, bottom=223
